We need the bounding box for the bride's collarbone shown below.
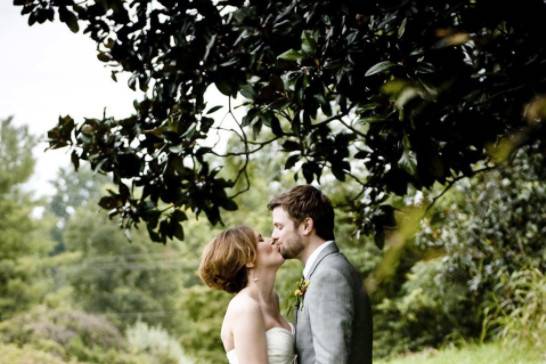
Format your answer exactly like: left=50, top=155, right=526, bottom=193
left=263, top=315, right=291, bottom=332
left=260, top=304, right=290, bottom=331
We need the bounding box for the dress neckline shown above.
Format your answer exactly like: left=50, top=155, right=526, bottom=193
left=268, top=322, right=294, bottom=335
left=225, top=323, right=294, bottom=355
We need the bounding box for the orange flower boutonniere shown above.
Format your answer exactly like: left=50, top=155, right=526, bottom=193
left=294, top=278, right=310, bottom=311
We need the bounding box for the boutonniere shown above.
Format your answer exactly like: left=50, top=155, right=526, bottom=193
left=283, top=277, right=311, bottom=318
left=294, top=277, right=310, bottom=311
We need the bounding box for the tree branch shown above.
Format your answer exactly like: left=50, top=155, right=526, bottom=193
left=227, top=97, right=251, bottom=199
left=425, top=165, right=497, bottom=214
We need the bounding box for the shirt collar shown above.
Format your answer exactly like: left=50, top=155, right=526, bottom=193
left=303, top=240, right=334, bottom=279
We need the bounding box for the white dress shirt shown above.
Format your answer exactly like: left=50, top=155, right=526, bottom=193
left=302, top=240, right=335, bottom=279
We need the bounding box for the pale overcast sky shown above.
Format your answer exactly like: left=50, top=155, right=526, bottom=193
left=1, top=3, right=136, bottom=196
left=0, top=3, right=237, bottom=197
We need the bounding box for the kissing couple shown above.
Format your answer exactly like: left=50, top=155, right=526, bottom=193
left=199, top=185, right=373, bottom=364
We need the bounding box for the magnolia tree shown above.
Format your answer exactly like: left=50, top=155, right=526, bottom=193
left=15, top=0, right=546, bottom=243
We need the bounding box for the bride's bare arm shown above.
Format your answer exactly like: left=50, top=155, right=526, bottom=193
left=231, top=296, right=268, bottom=364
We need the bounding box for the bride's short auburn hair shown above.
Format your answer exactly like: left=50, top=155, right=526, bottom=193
left=198, top=225, right=257, bottom=293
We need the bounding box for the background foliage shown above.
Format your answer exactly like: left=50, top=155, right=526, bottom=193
left=0, top=117, right=544, bottom=362
left=14, top=0, right=546, bottom=242
left=4, top=1, right=546, bottom=361
left=0, top=118, right=52, bottom=320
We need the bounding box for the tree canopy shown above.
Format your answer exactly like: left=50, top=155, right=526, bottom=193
left=16, top=0, right=546, bottom=242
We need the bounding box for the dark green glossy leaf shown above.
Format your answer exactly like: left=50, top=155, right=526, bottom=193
left=97, top=52, right=111, bottom=62
left=171, top=209, right=188, bottom=222
left=239, top=85, right=257, bottom=99
left=206, top=105, right=223, bottom=114
left=398, top=150, right=417, bottom=176
left=220, top=198, right=238, bottom=211
left=301, top=161, right=315, bottom=183
left=284, top=154, right=300, bottom=169
left=71, top=150, right=79, bottom=171
left=215, top=80, right=236, bottom=97
left=270, top=116, right=284, bottom=136
left=301, top=30, right=317, bottom=55
left=365, top=61, right=396, bottom=77
left=172, top=222, right=184, bottom=240
left=59, top=6, right=79, bottom=33
left=282, top=140, right=300, bottom=151
left=277, top=49, right=303, bottom=62
left=98, top=196, right=123, bottom=210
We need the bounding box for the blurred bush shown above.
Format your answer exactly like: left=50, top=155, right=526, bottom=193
left=0, top=306, right=122, bottom=356
left=371, top=145, right=546, bottom=357
left=0, top=343, right=78, bottom=364
left=492, top=268, right=545, bottom=346
left=0, top=306, right=156, bottom=364
left=62, top=207, right=185, bottom=333
left=126, top=320, right=192, bottom=364
left=178, top=286, right=230, bottom=363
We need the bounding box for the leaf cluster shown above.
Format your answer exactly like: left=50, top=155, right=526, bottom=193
left=15, top=0, right=546, bottom=242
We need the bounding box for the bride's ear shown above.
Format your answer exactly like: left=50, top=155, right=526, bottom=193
left=245, top=261, right=255, bottom=269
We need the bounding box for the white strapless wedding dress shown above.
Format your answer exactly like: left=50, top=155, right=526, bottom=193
left=226, top=324, right=296, bottom=364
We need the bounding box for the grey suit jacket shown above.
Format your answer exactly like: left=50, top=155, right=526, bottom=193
left=295, top=243, right=372, bottom=364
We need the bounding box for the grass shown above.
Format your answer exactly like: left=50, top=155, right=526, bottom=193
left=377, top=340, right=546, bottom=364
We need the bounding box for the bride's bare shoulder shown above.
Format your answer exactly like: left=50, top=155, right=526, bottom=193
left=221, top=290, right=264, bottom=350
left=227, top=290, right=260, bottom=317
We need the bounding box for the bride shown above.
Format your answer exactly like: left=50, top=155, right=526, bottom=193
left=199, top=225, right=296, bottom=364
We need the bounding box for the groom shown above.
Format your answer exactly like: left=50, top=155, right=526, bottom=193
left=269, top=185, right=373, bottom=364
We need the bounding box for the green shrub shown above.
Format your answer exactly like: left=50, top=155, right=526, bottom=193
left=0, top=342, right=84, bottom=364
left=0, top=305, right=124, bottom=350
left=0, top=306, right=175, bottom=364
left=415, top=148, right=546, bottom=343
left=178, top=285, right=231, bottom=364
left=373, top=258, right=479, bottom=357
left=126, top=320, right=192, bottom=364
left=371, top=145, right=546, bottom=357
left=489, top=268, right=546, bottom=346
left=0, top=306, right=157, bottom=363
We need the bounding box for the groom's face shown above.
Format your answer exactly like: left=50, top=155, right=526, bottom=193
left=271, top=207, right=305, bottom=259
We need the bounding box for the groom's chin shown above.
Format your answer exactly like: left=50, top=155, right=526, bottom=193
left=280, top=250, right=293, bottom=260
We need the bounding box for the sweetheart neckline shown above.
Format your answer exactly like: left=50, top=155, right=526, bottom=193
left=225, top=325, right=294, bottom=354
left=267, top=325, right=293, bottom=334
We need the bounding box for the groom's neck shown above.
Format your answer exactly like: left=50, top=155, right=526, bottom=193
left=299, top=236, right=327, bottom=266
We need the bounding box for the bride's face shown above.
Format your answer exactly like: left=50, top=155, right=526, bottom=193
left=254, top=231, right=285, bottom=268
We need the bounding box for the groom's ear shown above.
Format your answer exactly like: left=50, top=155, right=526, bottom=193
left=301, top=217, right=314, bottom=235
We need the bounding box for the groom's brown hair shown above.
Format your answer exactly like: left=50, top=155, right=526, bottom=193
left=268, top=185, right=335, bottom=241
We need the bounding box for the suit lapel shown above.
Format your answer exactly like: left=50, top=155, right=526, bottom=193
left=307, top=242, right=339, bottom=279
